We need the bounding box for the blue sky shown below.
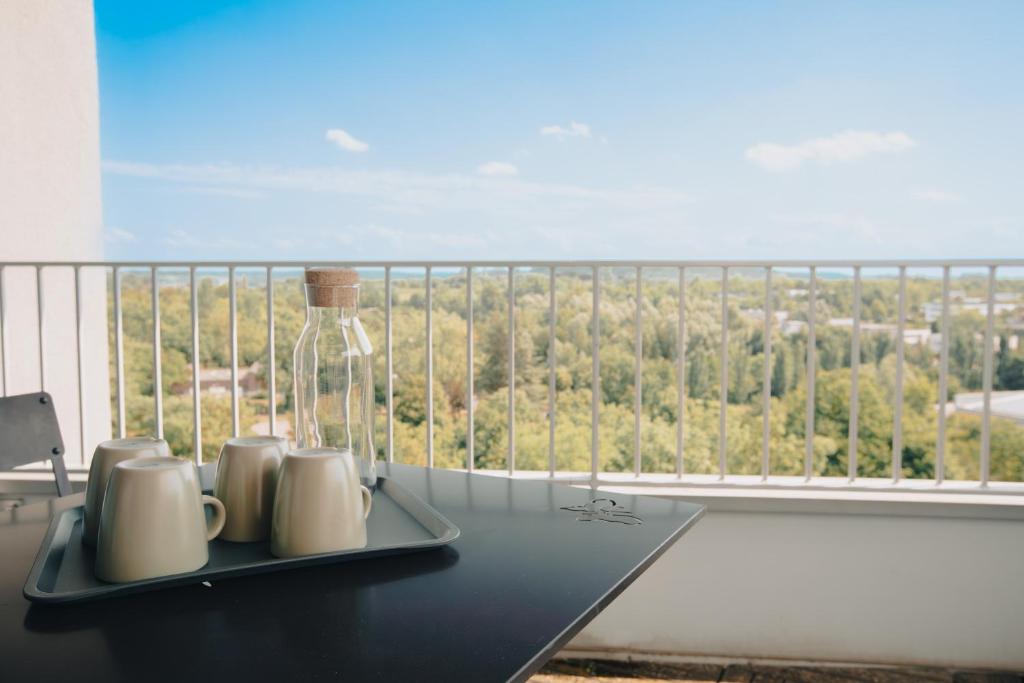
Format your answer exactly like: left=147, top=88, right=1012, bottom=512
left=95, top=0, right=1024, bottom=261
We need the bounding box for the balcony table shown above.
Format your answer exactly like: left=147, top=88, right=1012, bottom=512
left=0, top=462, right=703, bottom=682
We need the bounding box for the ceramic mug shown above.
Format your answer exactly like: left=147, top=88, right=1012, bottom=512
left=270, top=448, right=372, bottom=558
left=214, top=436, right=287, bottom=542
left=83, top=437, right=171, bottom=546
left=95, top=456, right=226, bottom=583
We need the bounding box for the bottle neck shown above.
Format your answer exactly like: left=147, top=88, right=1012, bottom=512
left=305, top=305, right=357, bottom=326
left=303, top=283, right=359, bottom=324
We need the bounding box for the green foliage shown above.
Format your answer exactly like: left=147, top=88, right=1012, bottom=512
left=107, top=269, right=1024, bottom=480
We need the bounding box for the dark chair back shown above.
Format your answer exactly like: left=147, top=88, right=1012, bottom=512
left=0, top=392, right=72, bottom=497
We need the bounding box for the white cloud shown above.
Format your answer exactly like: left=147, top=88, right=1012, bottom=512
left=745, top=130, right=916, bottom=171
left=104, top=227, right=136, bottom=243
left=540, top=121, right=592, bottom=140
left=181, top=185, right=261, bottom=198
left=476, top=161, right=519, bottom=177
left=912, top=188, right=963, bottom=203
left=986, top=218, right=1019, bottom=239
left=102, top=160, right=691, bottom=213
left=369, top=225, right=489, bottom=250
left=771, top=212, right=882, bottom=244
left=325, top=128, right=369, bottom=153
left=163, top=229, right=203, bottom=248
left=163, top=228, right=251, bottom=250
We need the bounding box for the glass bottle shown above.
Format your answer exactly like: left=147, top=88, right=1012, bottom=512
left=293, top=268, right=377, bottom=489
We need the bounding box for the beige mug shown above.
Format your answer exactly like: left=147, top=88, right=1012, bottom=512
left=271, top=448, right=372, bottom=558
left=95, top=456, right=226, bottom=583
left=214, top=436, right=287, bottom=542
left=83, top=437, right=171, bottom=546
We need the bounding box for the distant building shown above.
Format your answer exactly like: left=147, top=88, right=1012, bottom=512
left=927, top=332, right=1016, bottom=353
left=781, top=320, right=807, bottom=336
left=902, top=329, right=932, bottom=346
left=738, top=309, right=791, bottom=325
left=173, top=362, right=265, bottom=396
left=738, top=309, right=803, bottom=334
left=954, top=391, right=1024, bottom=424
left=825, top=319, right=932, bottom=346
left=923, top=297, right=1020, bottom=323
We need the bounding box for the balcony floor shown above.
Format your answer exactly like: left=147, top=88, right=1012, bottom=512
left=533, top=659, right=1024, bottom=683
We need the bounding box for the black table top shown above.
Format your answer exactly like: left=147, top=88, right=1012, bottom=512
left=0, top=463, right=703, bottom=682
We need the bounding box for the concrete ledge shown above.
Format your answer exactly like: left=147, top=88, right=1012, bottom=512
left=593, top=486, right=1024, bottom=521
left=569, top=504, right=1024, bottom=670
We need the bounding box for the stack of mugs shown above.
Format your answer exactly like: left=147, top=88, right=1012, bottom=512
left=85, top=436, right=373, bottom=583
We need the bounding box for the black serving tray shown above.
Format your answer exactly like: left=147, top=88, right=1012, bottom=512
left=24, top=475, right=459, bottom=604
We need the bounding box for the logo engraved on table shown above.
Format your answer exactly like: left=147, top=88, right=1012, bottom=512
left=560, top=498, right=643, bottom=525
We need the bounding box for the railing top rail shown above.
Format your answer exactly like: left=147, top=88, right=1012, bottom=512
left=3, top=259, right=1024, bottom=269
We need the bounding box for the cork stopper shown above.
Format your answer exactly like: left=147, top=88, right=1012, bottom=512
left=305, top=268, right=359, bottom=307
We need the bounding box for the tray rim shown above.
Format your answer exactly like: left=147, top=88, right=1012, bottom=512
left=24, top=474, right=460, bottom=604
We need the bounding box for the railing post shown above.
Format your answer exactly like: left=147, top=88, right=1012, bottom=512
left=425, top=266, right=433, bottom=468
left=229, top=266, right=239, bottom=438
left=507, top=266, right=516, bottom=476
left=151, top=267, right=163, bottom=439
left=465, top=267, right=474, bottom=472
left=548, top=266, right=556, bottom=478
left=762, top=267, right=772, bottom=481
left=266, top=267, right=276, bottom=438
left=892, top=266, right=907, bottom=482
left=981, top=265, right=996, bottom=487
left=634, top=266, right=643, bottom=477
left=113, top=266, right=126, bottom=439
left=805, top=267, right=817, bottom=480
left=591, top=266, right=600, bottom=483
left=848, top=266, right=862, bottom=482
left=719, top=267, right=728, bottom=479
left=190, top=267, right=202, bottom=464
left=936, top=266, right=950, bottom=484
left=676, top=267, right=685, bottom=478
left=385, top=266, right=394, bottom=463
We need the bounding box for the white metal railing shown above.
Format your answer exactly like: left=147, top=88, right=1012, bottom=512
left=3, top=259, right=1024, bottom=495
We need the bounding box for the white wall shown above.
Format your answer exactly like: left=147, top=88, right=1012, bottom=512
left=570, top=500, right=1024, bottom=670
left=0, top=0, right=111, bottom=464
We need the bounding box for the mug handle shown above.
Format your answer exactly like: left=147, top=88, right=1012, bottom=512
left=202, top=495, right=227, bottom=541
left=359, top=485, right=372, bottom=520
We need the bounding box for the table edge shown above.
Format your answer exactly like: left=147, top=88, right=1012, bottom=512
left=507, top=502, right=706, bottom=683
